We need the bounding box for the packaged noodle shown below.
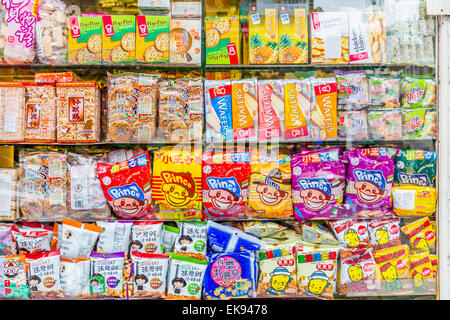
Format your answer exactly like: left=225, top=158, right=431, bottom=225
left=231, top=78, right=258, bottom=141
left=205, top=79, right=233, bottom=143
left=409, top=250, right=433, bottom=292
left=26, top=250, right=63, bottom=299
left=247, top=146, right=292, bottom=219
left=0, top=82, right=25, bottom=143
left=166, top=254, right=209, bottom=300
left=367, top=109, right=402, bottom=140
left=278, top=4, right=308, bottom=64
left=202, top=150, right=250, bottom=219
left=204, top=251, right=258, bottom=299
left=152, top=147, right=202, bottom=220
left=392, top=185, right=437, bottom=216
left=129, top=252, right=170, bottom=299
left=367, top=218, right=401, bottom=251
left=368, top=75, right=401, bottom=108
left=339, top=248, right=376, bottom=296
left=310, top=77, right=338, bottom=140
left=11, top=225, right=52, bottom=254
left=60, top=218, right=101, bottom=259
left=257, top=79, right=284, bottom=141
left=248, top=5, right=279, bottom=64
left=130, top=221, right=163, bottom=254
left=401, top=74, right=436, bottom=109
left=162, top=225, right=179, bottom=253
left=88, top=251, right=124, bottom=298
left=96, top=221, right=133, bottom=254
left=373, top=245, right=410, bottom=293
left=335, top=70, right=369, bottom=108
left=402, top=108, right=437, bottom=140
left=394, top=149, right=437, bottom=187
left=173, top=222, right=207, bottom=261
left=0, top=168, right=19, bottom=221
left=283, top=79, right=311, bottom=141
left=0, top=254, right=29, bottom=299
left=60, top=257, right=91, bottom=298
left=401, top=217, right=436, bottom=252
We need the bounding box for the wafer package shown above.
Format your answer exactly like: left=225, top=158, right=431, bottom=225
left=231, top=78, right=258, bottom=141
left=258, top=80, right=284, bottom=141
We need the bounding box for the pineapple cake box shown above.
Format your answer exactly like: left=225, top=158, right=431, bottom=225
left=205, top=17, right=240, bottom=64
left=278, top=5, right=308, bottom=64
left=249, top=5, right=279, bottom=64
left=136, top=15, right=170, bottom=63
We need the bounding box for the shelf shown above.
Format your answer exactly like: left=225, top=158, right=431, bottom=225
left=204, top=63, right=436, bottom=70
left=0, top=63, right=203, bottom=70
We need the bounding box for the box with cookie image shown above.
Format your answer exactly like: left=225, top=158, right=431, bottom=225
left=205, top=17, right=240, bottom=64
left=136, top=15, right=170, bottom=64
left=68, top=16, right=102, bottom=64
left=102, top=15, right=136, bottom=63
left=169, top=19, right=201, bottom=64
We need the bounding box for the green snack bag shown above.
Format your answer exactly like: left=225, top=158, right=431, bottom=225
left=402, top=108, right=437, bottom=140
left=401, top=74, right=436, bottom=108
left=394, top=149, right=437, bottom=187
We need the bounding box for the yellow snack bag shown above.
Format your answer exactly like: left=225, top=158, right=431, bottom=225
left=247, top=146, right=292, bottom=219
left=373, top=245, right=410, bottom=292
left=430, top=254, right=438, bottom=278
left=408, top=251, right=433, bottom=292
left=392, top=185, right=437, bottom=216
left=401, top=217, right=436, bottom=252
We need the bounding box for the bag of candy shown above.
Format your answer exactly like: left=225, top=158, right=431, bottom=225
left=339, top=248, right=376, bottom=296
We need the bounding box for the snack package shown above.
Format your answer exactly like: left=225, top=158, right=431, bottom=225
left=26, top=250, right=63, bottom=299
left=60, top=257, right=90, bottom=298
left=35, top=0, right=68, bottom=64
left=301, top=221, right=340, bottom=245
left=162, top=225, right=179, bottom=253
left=136, top=15, right=170, bottom=63
left=394, top=149, right=437, bottom=187
left=409, top=251, right=433, bottom=292
left=158, top=78, right=203, bottom=143
left=130, top=221, right=163, bottom=254
left=283, top=79, right=311, bottom=141
left=152, top=147, right=202, bottom=220
left=392, top=186, right=437, bottom=216
left=19, top=150, right=67, bottom=221
left=106, top=148, right=146, bottom=164
left=11, top=225, right=51, bottom=254
left=247, top=146, right=292, bottom=219
left=231, top=78, right=258, bottom=141
left=205, top=80, right=233, bottom=143
left=402, top=108, right=437, bottom=140
left=129, top=252, right=170, bottom=299
left=88, top=251, right=124, bottom=298
left=367, top=109, right=402, bottom=140
left=102, top=15, right=136, bottom=63
left=56, top=82, right=101, bottom=143
left=344, top=148, right=397, bottom=215
left=257, top=244, right=297, bottom=297
left=202, top=150, right=250, bottom=219
left=278, top=5, right=308, bottom=64
left=373, top=245, right=410, bottom=293
left=205, top=17, right=240, bottom=64
left=291, top=148, right=346, bottom=220
left=0, top=225, right=16, bottom=255
left=310, top=77, right=338, bottom=140
left=242, top=221, right=286, bottom=238
left=368, top=75, right=401, bottom=108
left=0, top=168, right=18, bottom=221
left=169, top=18, right=201, bottom=64
left=401, top=217, right=436, bottom=252
left=50, top=223, right=60, bottom=250
left=23, top=83, right=56, bottom=143
left=337, top=110, right=368, bottom=140
left=329, top=220, right=370, bottom=257
left=430, top=254, right=438, bottom=279
left=204, top=251, right=258, bottom=299
left=166, top=254, right=209, bottom=300
left=339, top=248, right=376, bottom=296
left=401, top=75, right=436, bottom=109
left=0, top=254, right=29, bottom=299
left=68, top=16, right=102, bottom=64
left=0, top=82, right=25, bottom=143
left=60, top=218, right=101, bottom=259
left=257, top=79, right=284, bottom=141
left=248, top=5, right=279, bottom=64
left=96, top=221, right=133, bottom=254
left=97, top=151, right=152, bottom=220
left=35, top=72, right=77, bottom=84
left=173, top=222, right=207, bottom=260
left=335, top=70, right=369, bottom=107
left=107, top=73, right=159, bottom=143
left=310, top=12, right=349, bottom=64
left=367, top=218, right=401, bottom=251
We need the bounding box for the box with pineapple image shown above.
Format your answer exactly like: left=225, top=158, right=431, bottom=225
left=205, top=17, right=240, bottom=64
left=278, top=5, right=308, bottom=64
left=248, top=5, right=278, bottom=64
left=102, top=15, right=136, bottom=63
left=136, top=15, right=170, bottom=63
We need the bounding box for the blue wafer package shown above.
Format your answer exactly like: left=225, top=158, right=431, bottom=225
left=205, top=80, right=233, bottom=143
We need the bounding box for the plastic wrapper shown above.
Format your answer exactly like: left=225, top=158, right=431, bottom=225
left=242, top=221, right=286, bottom=238
left=96, top=220, right=133, bottom=254
left=0, top=168, right=18, bottom=221
left=368, top=75, right=401, bottom=108
left=367, top=109, right=402, bottom=140
left=335, top=70, right=369, bottom=108
left=26, top=250, right=63, bottom=299
left=0, top=224, right=15, bottom=255
left=394, top=149, right=437, bottom=187
left=60, top=257, right=90, bottom=298
left=231, top=78, right=258, bottom=142
left=0, top=254, right=29, bottom=299
left=11, top=224, right=52, bottom=254
left=173, top=221, right=207, bottom=261
left=408, top=250, right=433, bottom=292
left=301, top=221, right=340, bottom=245
left=162, top=225, right=179, bottom=253
left=392, top=186, right=437, bottom=216
left=87, top=251, right=124, bottom=298
left=367, top=218, right=401, bottom=251
left=35, top=72, right=77, bottom=84
left=310, top=77, right=338, bottom=140
left=283, top=79, right=311, bottom=142
left=205, top=79, right=233, bottom=143
left=329, top=219, right=370, bottom=258
left=401, top=217, right=436, bottom=252
left=402, top=108, right=437, bottom=140
left=337, top=110, right=369, bottom=141
left=60, top=218, right=101, bottom=259
left=373, top=245, right=410, bottom=293
left=130, top=221, right=163, bottom=254
left=257, top=79, right=284, bottom=141
left=339, top=248, right=376, bottom=296
left=401, top=75, right=436, bottom=109
left=0, top=82, right=25, bottom=143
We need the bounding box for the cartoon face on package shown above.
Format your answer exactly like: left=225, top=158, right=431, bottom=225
left=202, top=151, right=250, bottom=219
left=401, top=217, right=436, bottom=252
left=329, top=220, right=370, bottom=257
left=257, top=80, right=284, bottom=141
left=26, top=250, right=63, bottom=299
left=130, top=221, right=163, bottom=254
left=205, top=80, right=233, bottom=143
left=88, top=252, right=124, bottom=298
left=174, top=222, right=207, bottom=261
left=247, top=147, right=292, bottom=219
left=335, top=70, right=369, bottom=107
left=401, top=75, right=436, bottom=109
left=409, top=251, right=433, bottom=292
left=130, top=252, right=169, bottom=298
left=204, top=251, right=257, bottom=300
left=339, top=249, right=376, bottom=296
left=291, top=148, right=346, bottom=220
left=310, top=77, right=338, bottom=140
left=60, top=219, right=101, bottom=259
left=152, top=147, right=202, bottom=220
left=394, top=149, right=437, bottom=187
left=368, top=218, right=401, bottom=251
left=97, top=152, right=152, bottom=220
left=0, top=254, right=29, bottom=299
left=373, top=245, right=410, bottom=293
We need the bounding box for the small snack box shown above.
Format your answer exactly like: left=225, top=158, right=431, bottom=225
left=248, top=4, right=279, bottom=64
left=0, top=82, right=25, bottom=143
left=102, top=15, right=136, bottom=63
left=169, top=18, right=202, bottom=64
left=205, top=17, right=240, bottom=64
left=56, top=82, right=101, bottom=143
left=278, top=4, right=308, bottom=64
left=136, top=15, right=170, bottom=63
left=68, top=16, right=103, bottom=64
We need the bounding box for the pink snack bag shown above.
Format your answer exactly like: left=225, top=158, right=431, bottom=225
left=291, top=148, right=346, bottom=220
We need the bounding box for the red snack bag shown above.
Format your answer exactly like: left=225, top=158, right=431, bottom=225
left=202, top=150, right=251, bottom=219
left=97, top=151, right=152, bottom=219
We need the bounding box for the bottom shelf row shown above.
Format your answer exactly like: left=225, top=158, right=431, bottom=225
left=0, top=217, right=438, bottom=300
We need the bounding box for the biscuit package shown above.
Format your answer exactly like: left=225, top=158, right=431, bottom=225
left=205, top=79, right=233, bottom=143
left=96, top=221, right=133, bottom=254
left=68, top=16, right=102, bottom=64
left=367, top=109, right=402, bottom=140
left=173, top=221, right=207, bottom=261
left=205, top=17, right=240, bottom=64
left=102, top=15, right=136, bottom=63
left=88, top=251, right=124, bottom=298
left=284, top=79, right=311, bottom=141
left=394, top=149, right=437, bottom=187
left=248, top=5, right=279, bottom=64
left=169, top=19, right=201, bottom=64
left=401, top=217, right=436, bottom=252
left=310, top=77, right=338, bottom=140
left=0, top=254, right=29, bottom=299
left=130, top=221, right=163, bottom=254
left=368, top=75, right=401, bottom=108
left=231, top=78, right=258, bottom=141
left=258, top=79, right=284, bottom=141
left=136, top=15, right=170, bottom=63
left=335, top=70, right=369, bottom=108
left=278, top=5, right=308, bottom=64
left=402, top=108, right=437, bottom=140
left=337, top=110, right=369, bottom=140
left=60, top=219, right=101, bottom=259
left=339, top=248, right=376, bottom=296
left=0, top=168, right=18, bottom=221
left=367, top=218, right=401, bottom=251
left=0, top=82, right=25, bottom=143
left=26, top=250, right=63, bottom=299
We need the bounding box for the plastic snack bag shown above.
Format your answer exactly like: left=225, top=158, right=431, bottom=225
left=205, top=79, right=233, bottom=143
left=367, top=218, right=401, bottom=251
left=337, top=110, right=369, bottom=141
left=373, top=245, right=410, bottom=293
left=60, top=257, right=90, bottom=298
left=231, top=78, right=258, bottom=141
left=0, top=254, right=29, bottom=299
left=204, top=251, right=258, bottom=299
left=402, top=108, right=437, bottom=140
left=291, top=148, right=346, bottom=220
left=283, top=79, right=311, bottom=141
left=173, top=222, right=207, bottom=261
left=166, top=254, right=209, bottom=300
left=247, top=146, right=292, bottom=219
left=257, top=79, right=285, bottom=141
left=310, top=77, right=338, bottom=140
left=97, top=151, right=152, bottom=220
left=408, top=251, right=433, bottom=292
left=11, top=225, right=51, bottom=254
left=26, top=250, right=63, bottom=299
left=88, top=251, right=124, bottom=298
left=60, top=218, right=101, bottom=259
left=368, top=75, right=400, bottom=108
left=202, top=150, right=250, bottom=219
left=0, top=224, right=16, bottom=255
left=129, top=252, right=169, bottom=299
left=242, top=221, right=286, bottom=238
left=162, top=225, right=179, bottom=253
left=401, top=74, right=436, bottom=109
left=392, top=185, right=437, bottom=217
left=367, top=109, right=402, bottom=140
left=401, top=217, right=436, bottom=252
left=130, top=221, right=163, bottom=254
left=96, top=221, right=133, bottom=254
left=329, top=219, right=370, bottom=257
left=335, top=70, right=369, bottom=108
left=394, top=149, right=437, bottom=187
left=302, top=221, right=340, bottom=245
left=339, top=248, right=376, bottom=296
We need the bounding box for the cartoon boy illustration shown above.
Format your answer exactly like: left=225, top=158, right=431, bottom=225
left=89, top=274, right=103, bottom=294
left=306, top=271, right=331, bottom=296
left=135, top=274, right=148, bottom=291
left=161, top=171, right=198, bottom=207
left=297, top=178, right=335, bottom=211
left=253, top=168, right=290, bottom=206
left=108, top=182, right=149, bottom=217
left=380, top=262, right=402, bottom=291
left=4, top=260, right=19, bottom=278
left=347, top=264, right=363, bottom=282
left=178, top=235, right=193, bottom=251
left=206, top=177, right=243, bottom=212
left=353, top=169, right=388, bottom=204
left=411, top=271, right=427, bottom=291
left=344, top=229, right=360, bottom=248
left=375, top=227, right=390, bottom=246
left=172, top=277, right=187, bottom=294
left=265, top=266, right=292, bottom=296
left=29, top=275, right=41, bottom=292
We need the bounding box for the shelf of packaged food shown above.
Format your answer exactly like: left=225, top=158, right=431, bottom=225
left=0, top=63, right=203, bottom=70
left=204, top=63, right=436, bottom=70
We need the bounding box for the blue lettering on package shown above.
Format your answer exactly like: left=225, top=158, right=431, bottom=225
left=211, top=94, right=233, bottom=141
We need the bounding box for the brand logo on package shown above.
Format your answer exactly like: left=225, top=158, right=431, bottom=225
left=103, top=16, right=114, bottom=37
left=137, top=16, right=148, bottom=37
left=209, top=86, right=231, bottom=98
left=311, top=13, right=321, bottom=31
left=227, top=43, right=239, bottom=64
left=69, top=17, right=81, bottom=38
left=314, top=83, right=337, bottom=96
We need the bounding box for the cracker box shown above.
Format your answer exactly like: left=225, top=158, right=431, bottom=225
left=249, top=5, right=279, bottom=64
left=278, top=5, right=308, bottom=64
left=169, top=19, right=201, bottom=64
left=310, top=12, right=349, bottom=64
left=68, top=16, right=102, bottom=64
left=136, top=16, right=170, bottom=63
left=205, top=17, right=240, bottom=65
left=102, top=15, right=136, bottom=63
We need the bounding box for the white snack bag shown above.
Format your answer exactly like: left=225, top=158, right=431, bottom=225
left=60, top=218, right=101, bottom=259
left=96, top=220, right=133, bottom=254
left=130, top=221, right=163, bottom=254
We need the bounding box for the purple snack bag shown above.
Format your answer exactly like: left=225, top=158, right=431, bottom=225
left=291, top=148, right=346, bottom=220
left=344, top=148, right=398, bottom=215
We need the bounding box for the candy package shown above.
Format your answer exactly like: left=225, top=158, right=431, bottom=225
left=339, top=248, right=376, bottom=296
left=367, top=218, right=401, bottom=251
left=96, top=221, right=133, bottom=254
left=257, top=80, right=285, bottom=141
left=26, top=250, right=63, bottom=299
left=401, top=217, right=436, bottom=252
left=88, top=251, right=124, bottom=298
left=368, top=75, right=400, bottom=108
left=60, top=218, right=101, bottom=259
left=0, top=254, right=29, bottom=299
left=283, top=79, right=311, bottom=142
left=173, top=222, right=207, bottom=261
left=231, top=78, right=258, bottom=141
left=310, top=77, right=338, bottom=140
left=337, top=110, right=369, bottom=141
left=130, top=221, right=163, bottom=254
left=409, top=251, right=433, bottom=292
left=367, top=109, right=402, bottom=140
left=335, top=70, right=369, bottom=108
left=392, top=186, right=437, bottom=217
left=373, top=245, right=410, bottom=293
left=394, top=149, right=437, bottom=187
left=402, top=108, right=437, bottom=140
left=401, top=74, right=436, bottom=109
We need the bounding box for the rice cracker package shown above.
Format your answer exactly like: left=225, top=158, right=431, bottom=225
left=373, top=245, right=410, bottom=293
left=68, top=16, right=102, bottom=64
left=205, top=17, right=240, bottom=64
left=136, top=16, right=170, bottom=63
left=339, top=248, right=376, bottom=296
left=202, top=150, right=250, bottom=219
left=97, top=151, right=152, bottom=220
left=310, top=77, right=338, bottom=140
left=283, top=79, right=311, bottom=141
left=278, top=5, right=308, bottom=64
left=152, top=147, right=202, bottom=220
left=26, top=250, right=63, bottom=299
left=205, top=80, right=233, bottom=143
left=102, top=15, right=136, bottom=63
left=247, top=146, right=292, bottom=219
left=291, top=148, right=346, bottom=220
left=257, top=80, right=285, bottom=141
left=248, top=5, right=279, bottom=64
left=401, top=217, right=436, bottom=252
left=231, top=78, right=258, bottom=141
